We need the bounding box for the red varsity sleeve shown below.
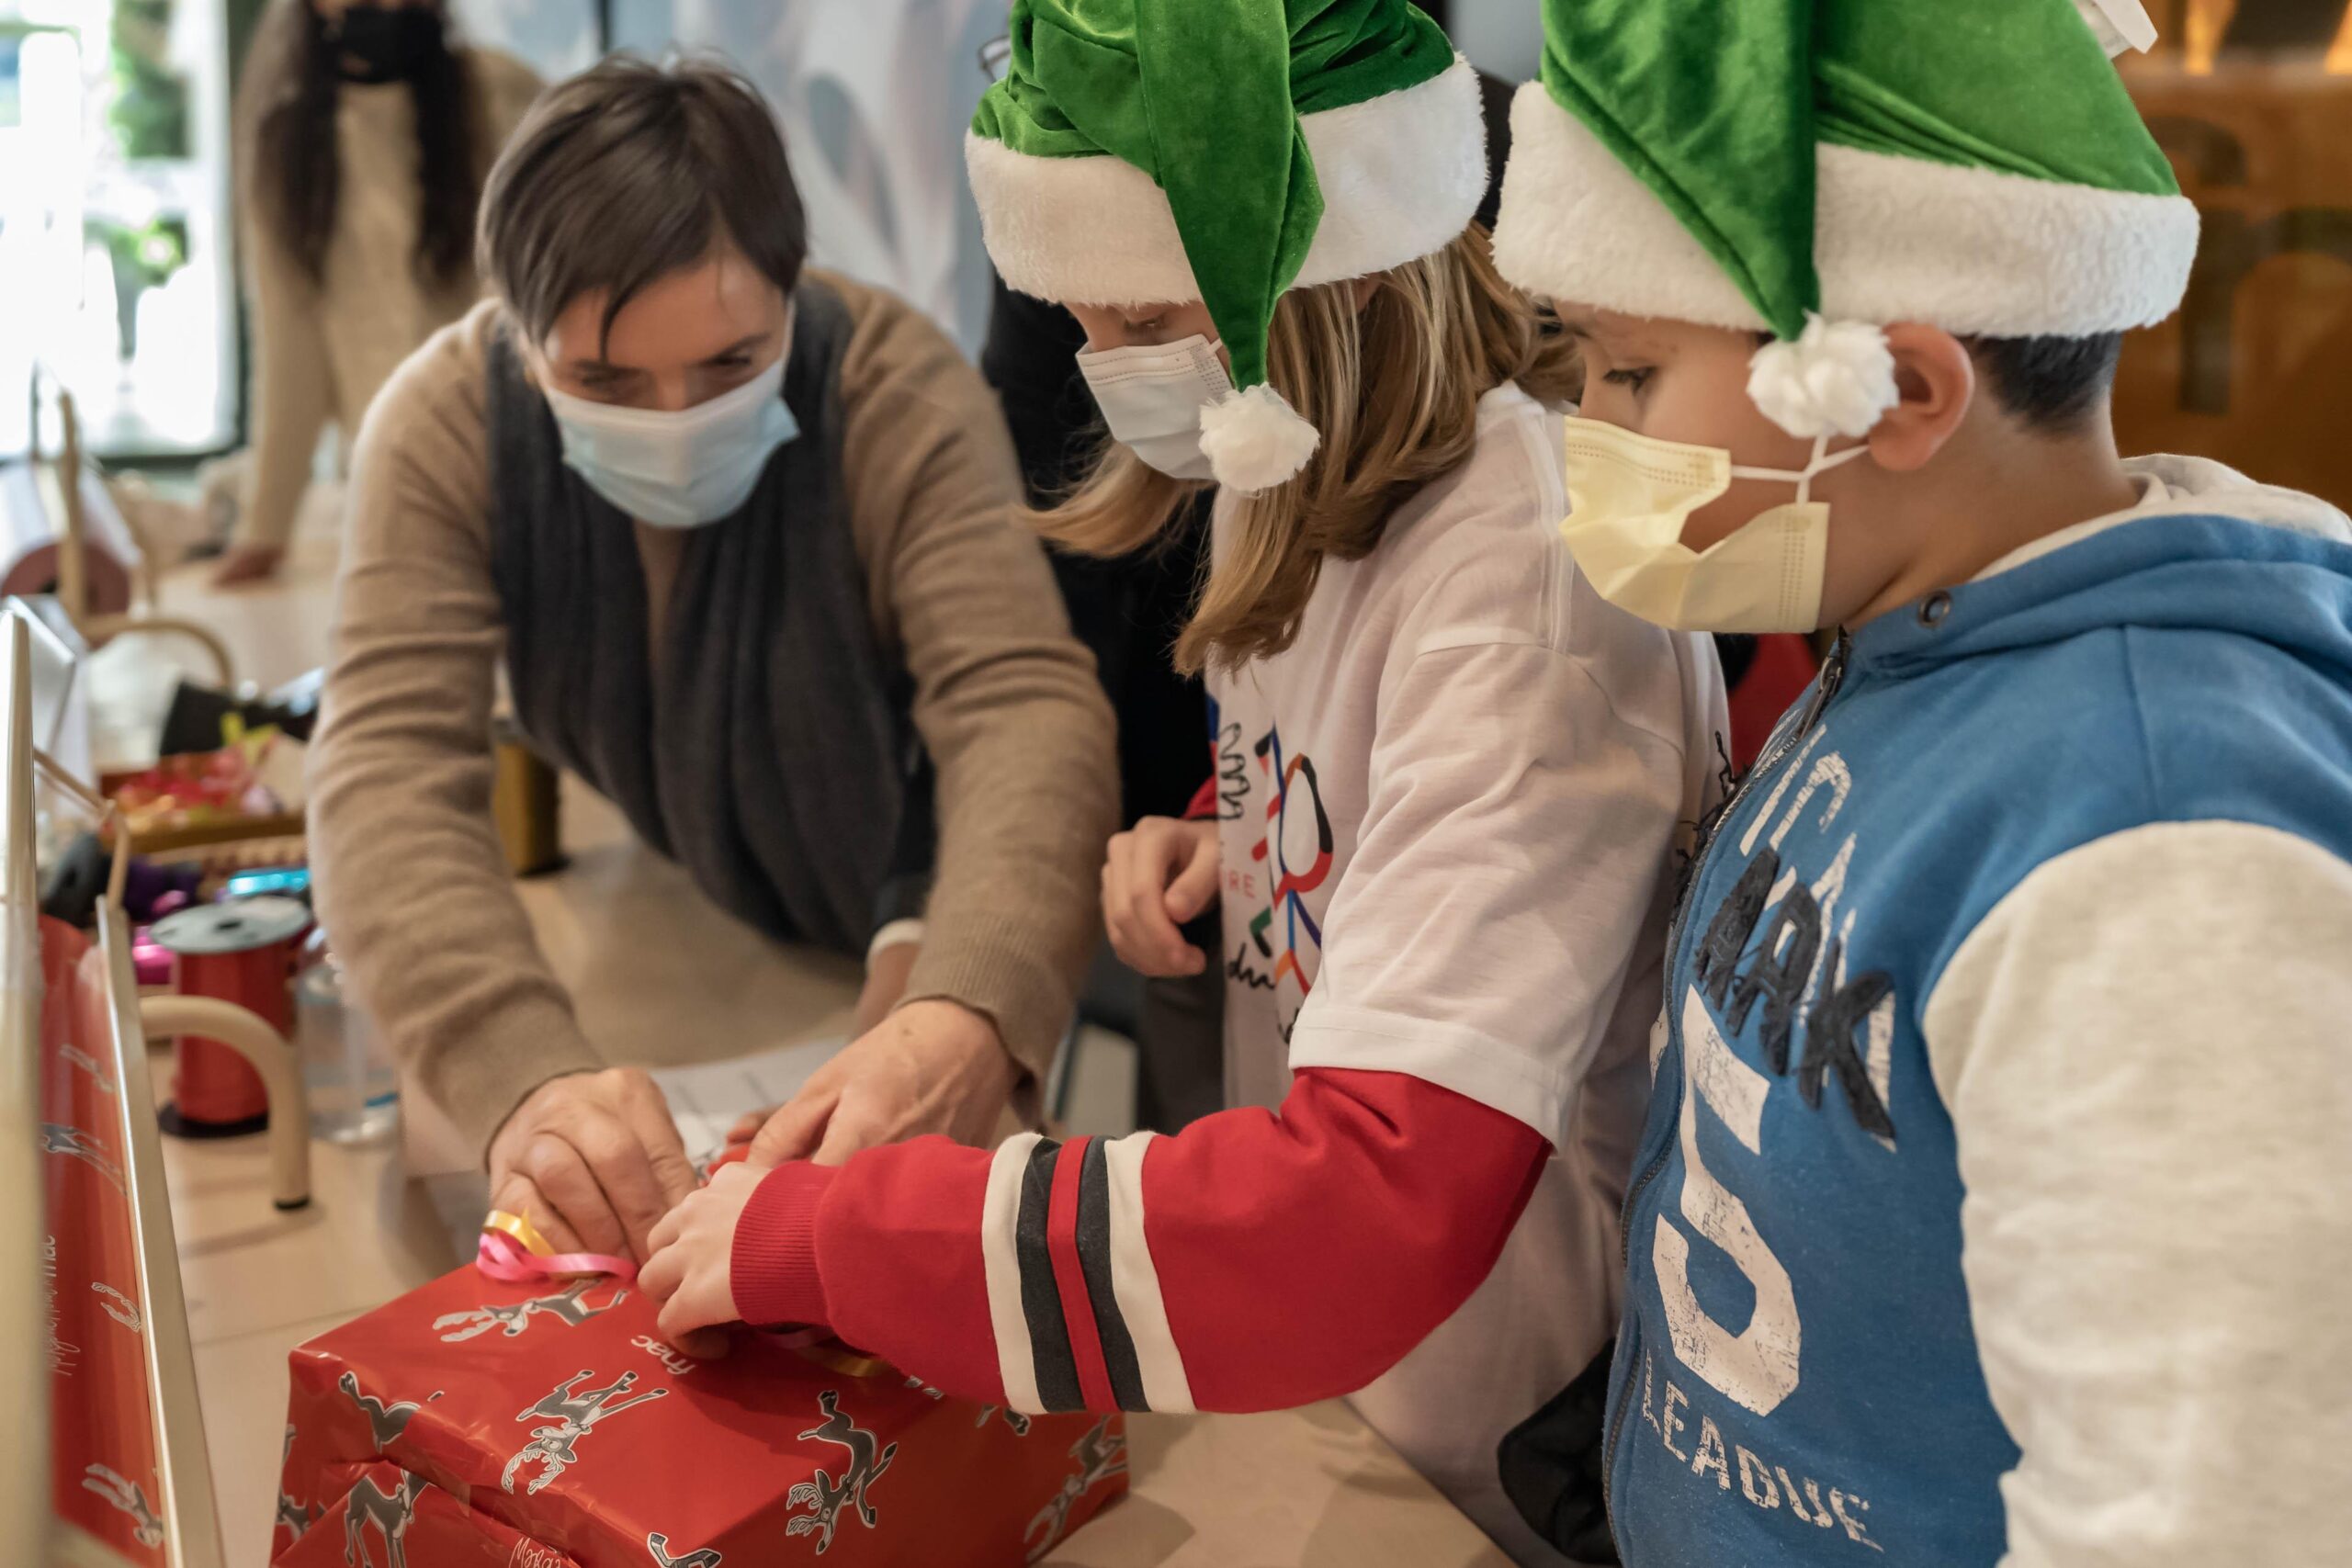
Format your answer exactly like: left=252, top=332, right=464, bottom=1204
left=728, top=1067, right=1548, bottom=1415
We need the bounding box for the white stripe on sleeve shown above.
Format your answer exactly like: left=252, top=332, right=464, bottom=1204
left=1099, top=1131, right=1195, bottom=1414
left=979, top=1132, right=1045, bottom=1415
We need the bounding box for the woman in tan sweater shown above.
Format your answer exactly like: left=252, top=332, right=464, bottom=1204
left=216, top=0, right=539, bottom=583
left=308, top=56, right=1117, bottom=1265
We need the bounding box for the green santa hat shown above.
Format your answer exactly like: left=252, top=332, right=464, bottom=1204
left=1490, top=0, right=2198, bottom=439
left=967, top=0, right=1487, bottom=492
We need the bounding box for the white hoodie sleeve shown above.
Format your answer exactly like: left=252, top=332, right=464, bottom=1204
left=1920, top=819, right=2352, bottom=1568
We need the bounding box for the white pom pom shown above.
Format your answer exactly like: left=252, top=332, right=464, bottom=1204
left=1198, top=384, right=1321, bottom=495
left=1747, top=315, right=1900, bottom=440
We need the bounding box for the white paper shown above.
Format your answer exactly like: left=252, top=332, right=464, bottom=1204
left=415, top=1037, right=846, bottom=1264
left=651, top=1037, right=845, bottom=1169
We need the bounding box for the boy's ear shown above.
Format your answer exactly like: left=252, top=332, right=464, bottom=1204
left=1866, top=323, right=1975, bottom=473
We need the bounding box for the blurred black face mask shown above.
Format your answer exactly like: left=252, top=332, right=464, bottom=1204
left=332, top=5, right=443, bottom=85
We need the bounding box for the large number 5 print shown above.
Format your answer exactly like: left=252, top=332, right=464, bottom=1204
left=1653, top=989, right=1801, bottom=1416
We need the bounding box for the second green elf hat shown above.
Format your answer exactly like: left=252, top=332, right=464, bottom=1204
left=1490, top=0, right=2198, bottom=439
left=968, top=0, right=1486, bottom=493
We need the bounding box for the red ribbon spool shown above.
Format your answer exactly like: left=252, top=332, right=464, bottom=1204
left=152, top=896, right=309, bottom=1135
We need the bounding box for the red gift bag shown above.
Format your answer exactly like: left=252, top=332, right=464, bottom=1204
left=42, top=915, right=173, bottom=1562
left=277, top=1267, right=1126, bottom=1567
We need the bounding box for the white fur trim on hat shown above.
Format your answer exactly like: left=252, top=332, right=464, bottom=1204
left=1491, top=80, right=2199, bottom=338
left=968, top=56, right=1487, bottom=307
left=1198, top=383, right=1321, bottom=494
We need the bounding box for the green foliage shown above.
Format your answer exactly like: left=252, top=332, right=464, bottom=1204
left=108, top=0, right=189, bottom=161
left=88, top=213, right=189, bottom=290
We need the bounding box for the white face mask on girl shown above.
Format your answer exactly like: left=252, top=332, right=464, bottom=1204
left=1555, top=418, right=1871, bottom=634
left=1075, top=335, right=1232, bottom=481
left=543, top=352, right=797, bottom=530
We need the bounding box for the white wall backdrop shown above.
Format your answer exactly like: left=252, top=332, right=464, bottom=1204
left=445, top=0, right=1542, bottom=357
left=450, top=0, right=603, bottom=82
left=453, top=0, right=1004, bottom=354
left=661, top=0, right=1006, bottom=352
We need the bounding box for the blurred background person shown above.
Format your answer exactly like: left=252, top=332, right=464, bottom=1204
left=211, top=0, right=538, bottom=584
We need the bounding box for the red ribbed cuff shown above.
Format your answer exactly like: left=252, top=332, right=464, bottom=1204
left=729, top=1162, right=839, bottom=1329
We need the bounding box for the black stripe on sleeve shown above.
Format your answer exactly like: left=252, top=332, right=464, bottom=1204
left=1076, top=1135, right=1149, bottom=1412
left=1014, top=1137, right=1083, bottom=1413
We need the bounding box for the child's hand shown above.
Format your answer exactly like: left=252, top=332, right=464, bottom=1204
left=641, top=1161, right=765, bottom=1345
left=1103, top=816, right=1220, bottom=977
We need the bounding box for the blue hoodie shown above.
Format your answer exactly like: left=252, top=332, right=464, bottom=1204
left=1596, top=459, right=2352, bottom=1566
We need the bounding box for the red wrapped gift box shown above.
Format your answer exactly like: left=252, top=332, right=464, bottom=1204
left=277, top=1267, right=1126, bottom=1566
left=277, top=1460, right=582, bottom=1568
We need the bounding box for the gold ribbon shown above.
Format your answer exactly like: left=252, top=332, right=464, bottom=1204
left=786, top=1338, right=893, bottom=1381
left=482, top=1208, right=556, bottom=1256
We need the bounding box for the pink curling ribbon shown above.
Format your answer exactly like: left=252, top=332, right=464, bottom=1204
left=476, top=1209, right=637, bottom=1284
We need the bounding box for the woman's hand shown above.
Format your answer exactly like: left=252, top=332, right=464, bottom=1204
left=639, top=1159, right=763, bottom=1343
left=485, top=1066, right=699, bottom=1263
left=720, top=939, right=925, bottom=1148
left=1103, top=816, right=1220, bottom=977
left=738, top=999, right=1016, bottom=1168
left=210, top=542, right=286, bottom=585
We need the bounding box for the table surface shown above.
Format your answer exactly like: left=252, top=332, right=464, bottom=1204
left=137, top=513, right=1512, bottom=1566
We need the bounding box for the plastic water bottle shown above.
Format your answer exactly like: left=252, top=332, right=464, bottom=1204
left=294, top=930, right=397, bottom=1145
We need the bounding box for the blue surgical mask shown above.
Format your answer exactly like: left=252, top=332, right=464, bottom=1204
left=543, top=355, right=797, bottom=529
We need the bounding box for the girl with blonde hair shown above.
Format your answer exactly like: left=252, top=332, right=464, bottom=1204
left=644, top=5, right=1722, bottom=1557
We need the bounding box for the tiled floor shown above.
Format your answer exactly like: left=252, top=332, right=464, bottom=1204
left=132, top=495, right=1506, bottom=1567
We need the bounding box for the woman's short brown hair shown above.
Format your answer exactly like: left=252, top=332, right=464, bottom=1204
left=478, top=54, right=807, bottom=351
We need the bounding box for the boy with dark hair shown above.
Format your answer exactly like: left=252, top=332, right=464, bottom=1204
left=1487, top=0, right=2352, bottom=1563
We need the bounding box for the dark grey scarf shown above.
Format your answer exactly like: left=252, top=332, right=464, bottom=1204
left=484, top=276, right=925, bottom=954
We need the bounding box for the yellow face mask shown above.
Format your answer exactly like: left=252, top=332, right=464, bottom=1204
left=1556, top=418, right=1868, bottom=635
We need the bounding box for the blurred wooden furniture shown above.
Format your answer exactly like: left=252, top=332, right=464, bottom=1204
left=2115, top=1, right=2352, bottom=513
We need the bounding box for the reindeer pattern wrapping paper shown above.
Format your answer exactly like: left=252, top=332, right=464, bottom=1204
left=276, top=1460, right=581, bottom=1568
left=277, top=1266, right=1127, bottom=1566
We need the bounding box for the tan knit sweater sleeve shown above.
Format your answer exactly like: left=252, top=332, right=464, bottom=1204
left=828, top=276, right=1119, bottom=1082
left=307, top=304, right=601, bottom=1156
